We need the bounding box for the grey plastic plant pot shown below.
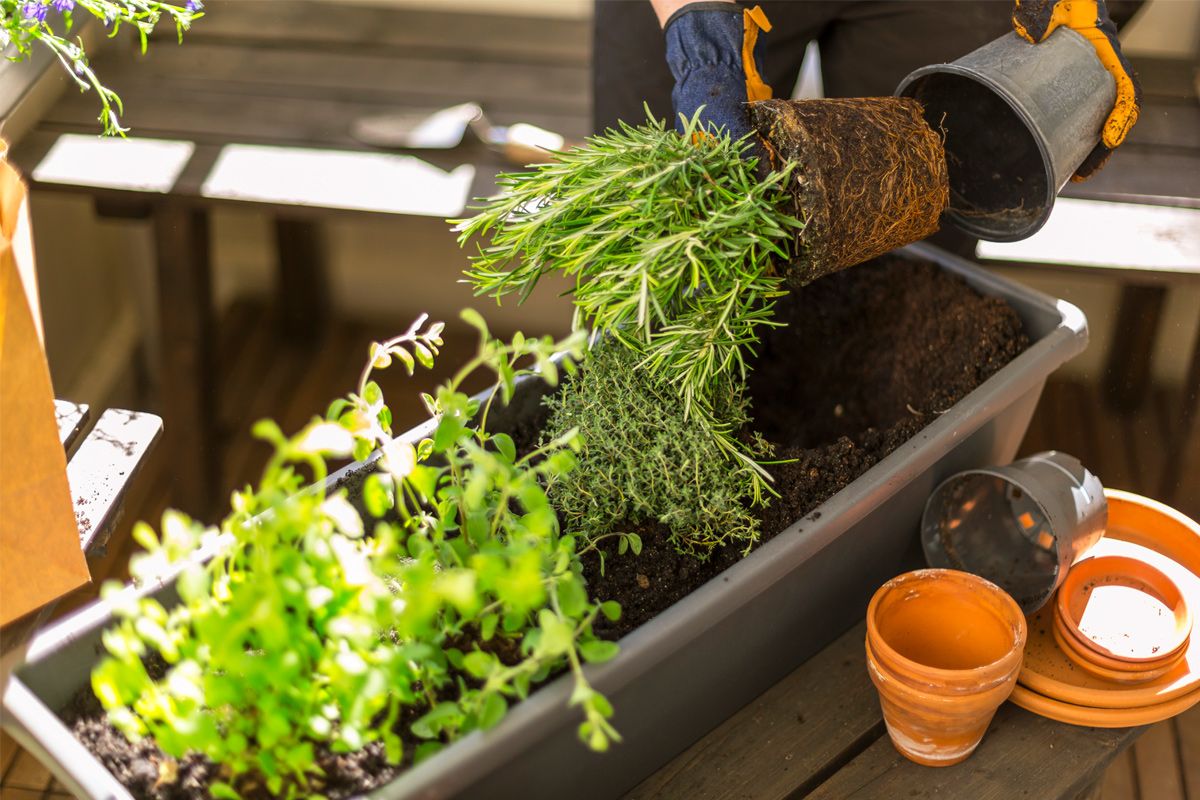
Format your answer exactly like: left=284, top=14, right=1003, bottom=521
left=2, top=243, right=1088, bottom=800
left=921, top=451, right=1107, bottom=614
left=896, top=28, right=1116, bottom=242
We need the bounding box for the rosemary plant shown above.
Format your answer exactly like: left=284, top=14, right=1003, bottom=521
left=456, top=111, right=803, bottom=485
left=1, top=0, right=202, bottom=136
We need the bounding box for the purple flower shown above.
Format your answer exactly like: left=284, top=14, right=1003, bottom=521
left=22, top=2, right=48, bottom=22
left=52, top=0, right=75, bottom=11
left=185, top=0, right=203, bottom=11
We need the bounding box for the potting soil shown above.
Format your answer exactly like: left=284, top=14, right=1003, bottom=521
left=62, top=254, right=1027, bottom=799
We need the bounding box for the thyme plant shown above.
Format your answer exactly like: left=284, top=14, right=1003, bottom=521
left=542, top=343, right=766, bottom=559
left=92, top=313, right=621, bottom=799
left=1, top=0, right=202, bottom=135
left=456, top=111, right=804, bottom=487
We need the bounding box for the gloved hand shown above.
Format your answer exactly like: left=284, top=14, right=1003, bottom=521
left=663, top=2, right=773, bottom=156
left=1012, top=0, right=1141, bottom=179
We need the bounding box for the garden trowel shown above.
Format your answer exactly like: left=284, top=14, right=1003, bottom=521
left=351, top=102, right=567, bottom=167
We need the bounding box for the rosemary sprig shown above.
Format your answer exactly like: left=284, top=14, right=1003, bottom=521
left=455, top=111, right=804, bottom=487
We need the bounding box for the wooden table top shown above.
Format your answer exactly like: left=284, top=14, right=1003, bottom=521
left=631, top=620, right=1143, bottom=800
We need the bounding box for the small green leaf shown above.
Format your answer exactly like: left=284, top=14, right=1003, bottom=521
left=460, top=307, right=489, bottom=336
left=479, top=692, right=507, bottom=730
left=557, top=574, right=588, bottom=619
left=362, top=381, right=383, bottom=406
left=579, top=640, right=620, bottom=664
left=384, top=731, right=403, bottom=765
left=413, top=741, right=444, bottom=765
left=480, top=613, right=499, bottom=641
left=211, top=782, right=240, bottom=800
left=362, top=474, right=393, bottom=518
left=462, top=650, right=492, bottom=679
left=600, top=601, right=622, bottom=622
left=492, top=433, right=516, bottom=463
left=326, top=397, right=351, bottom=421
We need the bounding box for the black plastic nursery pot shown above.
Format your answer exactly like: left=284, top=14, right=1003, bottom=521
left=2, top=244, right=1088, bottom=799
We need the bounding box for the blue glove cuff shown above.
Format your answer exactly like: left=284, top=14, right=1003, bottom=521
left=664, top=4, right=764, bottom=139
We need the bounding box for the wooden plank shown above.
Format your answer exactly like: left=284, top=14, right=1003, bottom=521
left=1157, top=327, right=1200, bottom=510
left=53, top=400, right=90, bottom=455
left=101, top=43, right=589, bottom=112
left=1061, top=150, right=1200, bottom=209
left=1123, top=100, right=1200, bottom=153
left=153, top=203, right=219, bottom=517
left=1100, top=748, right=1139, bottom=800
left=1130, top=57, right=1200, bottom=103
left=66, top=409, right=164, bottom=556
left=1104, top=285, right=1167, bottom=413
left=1079, top=381, right=1136, bottom=493
left=1122, top=394, right=1171, bottom=501
left=152, top=1, right=591, bottom=65
left=40, top=84, right=590, bottom=150
left=274, top=218, right=330, bottom=343
left=1, top=749, right=53, bottom=792
left=1132, top=721, right=1186, bottom=800
left=806, top=703, right=1138, bottom=800
left=628, top=622, right=885, bottom=800
left=1049, top=380, right=1100, bottom=468
left=1174, top=704, right=1200, bottom=800
left=0, top=728, right=19, bottom=779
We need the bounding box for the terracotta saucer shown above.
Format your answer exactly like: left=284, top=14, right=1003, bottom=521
left=1056, top=554, right=1191, bottom=665
left=1017, top=491, right=1200, bottom=710
left=1010, top=681, right=1200, bottom=728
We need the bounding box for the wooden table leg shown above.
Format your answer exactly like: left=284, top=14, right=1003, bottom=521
left=153, top=203, right=218, bottom=517
left=1104, top=284, right=1166, bottom=413
left=274, top=218, right=329, bottom=343
left=1159, top=321, right=1200, bottom=504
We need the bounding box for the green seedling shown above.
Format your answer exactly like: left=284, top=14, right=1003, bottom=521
left=93, top=312, right=622, bottom=798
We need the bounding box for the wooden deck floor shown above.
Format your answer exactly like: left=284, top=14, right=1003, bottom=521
left=3, top=301, right=1197, bottom=799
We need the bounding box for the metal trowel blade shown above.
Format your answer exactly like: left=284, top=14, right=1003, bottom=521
left=351, top=102, right=484, bottom=149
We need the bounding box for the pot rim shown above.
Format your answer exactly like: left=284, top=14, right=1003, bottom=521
left=866, top=568, right=1027, bottom=683
left=1055, top=554, right=1192, bottom=665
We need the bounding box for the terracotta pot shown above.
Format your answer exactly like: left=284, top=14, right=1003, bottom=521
left=866, top=568, right=1027, bottom=766
left=1055, top=555, right=1191, bottom=666
left=1051, top=618, right=1180, bottom=684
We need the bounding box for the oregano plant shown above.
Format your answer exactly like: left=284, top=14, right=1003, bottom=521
left=92, top=311, right=622, bottom=799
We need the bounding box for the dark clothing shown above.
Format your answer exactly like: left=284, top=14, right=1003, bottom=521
left=593, top=1, right=1014, bottom=136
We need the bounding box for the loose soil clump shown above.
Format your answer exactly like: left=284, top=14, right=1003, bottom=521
left=63, top=254, right=1027, bottom=799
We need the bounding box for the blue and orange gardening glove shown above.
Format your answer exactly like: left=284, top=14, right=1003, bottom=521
left=663, top=2, right=773, bottom=158
left=1012, top=0, right=1141, bottom=179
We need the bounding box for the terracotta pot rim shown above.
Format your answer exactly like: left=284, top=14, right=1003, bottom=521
left=1052, top=609, right=1186, bottom=673
left=1055, top=554, right=1192, bottom=665
left=867, top=569, right=1027, bottom=682
left=1051, top=618, right=1180, bottom=684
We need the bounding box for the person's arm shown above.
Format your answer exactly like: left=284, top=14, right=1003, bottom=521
left=1012, top=0, right=1141, bottom=178
left=649, top=0, right=732, bottom=28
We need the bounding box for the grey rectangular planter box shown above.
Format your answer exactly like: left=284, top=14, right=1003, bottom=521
left=2, top=244, right=1087, bottom=799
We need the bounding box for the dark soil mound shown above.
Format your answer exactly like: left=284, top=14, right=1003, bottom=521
left=585, top=254, right=1027, bottom=636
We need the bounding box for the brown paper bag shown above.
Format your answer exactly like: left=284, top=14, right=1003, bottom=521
left=0, top=152, right=91, bottom=627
